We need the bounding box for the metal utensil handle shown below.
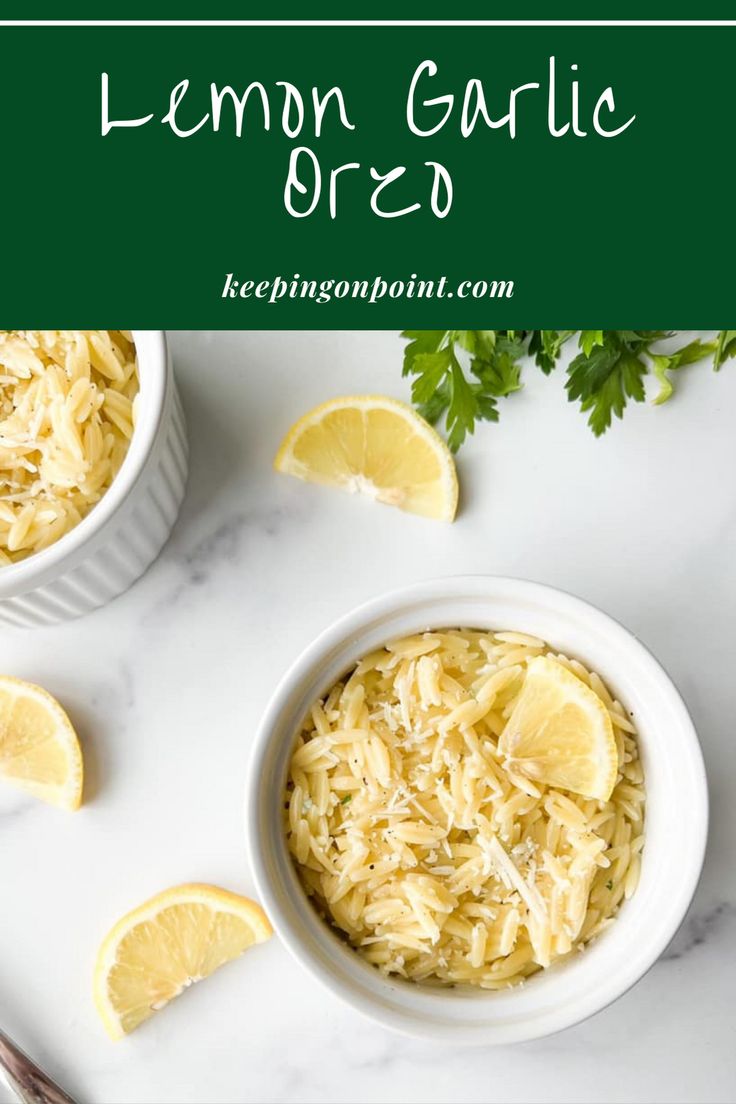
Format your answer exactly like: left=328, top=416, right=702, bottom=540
left=0, top=1030, right=77, bottom=1104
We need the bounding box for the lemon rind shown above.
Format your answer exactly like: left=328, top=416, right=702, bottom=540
left=0, top=675, right=83, bottom=811
left=93, top=884, right=273, bottom=1040
left=274, top=394, right=459, bottom=522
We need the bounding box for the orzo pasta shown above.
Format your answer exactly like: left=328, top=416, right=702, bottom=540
left=284, top=630, right=645, bottom=989
left=0, top=331, right=139, bottom=564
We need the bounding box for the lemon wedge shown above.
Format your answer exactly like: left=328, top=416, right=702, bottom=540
left=94, top=884, right=273, bottom=1039
left=274, top=395, right=458, bottom=521
left=499, top=656, right=618, bottom=801
left=0, top=675, right=83, bottom=810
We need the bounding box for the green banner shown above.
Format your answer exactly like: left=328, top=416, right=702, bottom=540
left=1, top=21, right=733, bottom=325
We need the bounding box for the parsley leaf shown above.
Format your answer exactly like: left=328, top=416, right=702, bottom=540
left=400, top=330, right=733, bottom=450
left=400, top=329, right=525, bottom=452
left=649, top=338, right=717, bottom=405
left=528, top=330, right=575, bottom=374
left=714, top=330, right=736, bottom=371
left=401, top=331, right=447, bottom=377
left=650, top=354, right=675, bottom=405
left=409, top=349, right=452, bottom=405
left=566, top=343, right=646, bottom=435
left=580, top=330, right=605, bottom=357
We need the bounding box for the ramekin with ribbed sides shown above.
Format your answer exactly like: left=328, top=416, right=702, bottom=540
left=0, top=331, right=187, bottom=627
left=247, top=576, right=708, bottom=1044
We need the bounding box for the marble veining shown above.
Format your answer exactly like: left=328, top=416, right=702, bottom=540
left=661, top=902, right=735, bottom=962
left=1, top=331, right=735, bottom=1104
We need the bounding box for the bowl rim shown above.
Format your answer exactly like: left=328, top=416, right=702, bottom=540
left=246, top=574, right=709, bottom=1044
left=0, top=330, right=168, bottom=596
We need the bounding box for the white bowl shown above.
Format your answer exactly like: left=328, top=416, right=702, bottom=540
left=0, top=331, right=188, bottom=627
left=247, top=576, right=708, bottom=1044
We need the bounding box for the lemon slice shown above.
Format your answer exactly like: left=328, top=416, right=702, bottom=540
left=499, top=656, right=618, bottom=801
left=274, top=395, right=458, bottom=521
left=0, top=675, right=83, bottom=810
left=94, top=884, right=273, bottom=1039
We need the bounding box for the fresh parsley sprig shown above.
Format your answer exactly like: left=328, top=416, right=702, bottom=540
left=401, top=330, right=526, bottom=451
left=401, top=330, right=734, bottom=450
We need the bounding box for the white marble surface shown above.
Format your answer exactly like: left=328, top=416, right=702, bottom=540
left=1, top=330, right=735, bottom=1104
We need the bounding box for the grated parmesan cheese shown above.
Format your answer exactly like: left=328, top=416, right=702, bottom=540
left=285, top=629, right=645, bottom=989
left=0, top=331, right=138, bottom=564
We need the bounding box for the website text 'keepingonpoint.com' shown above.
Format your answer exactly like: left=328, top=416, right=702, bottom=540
left=221, top=273, right=514, bottom=306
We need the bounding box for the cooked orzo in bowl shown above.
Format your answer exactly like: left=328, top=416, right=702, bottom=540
left=249, top=575, right=707, bottom=1043
left=284, top=628, right=644, bottom=990
left=0, top=330, right=139, bottom=564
